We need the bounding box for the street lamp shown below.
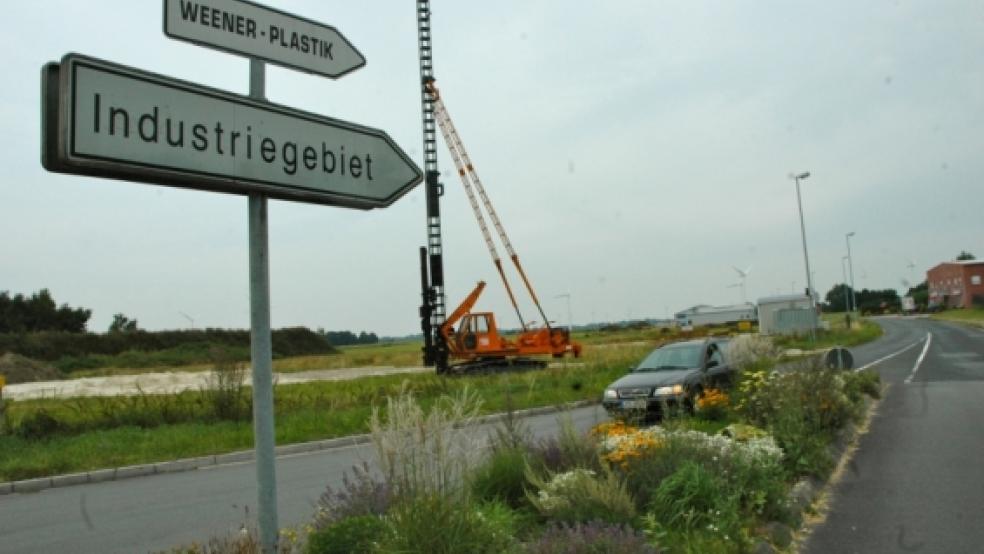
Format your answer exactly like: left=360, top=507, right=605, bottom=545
left=554, top=293, right=573, bottom=331
left=789, top=171, right=816, bottom=338
left=841, top=256, right=851, bottom=328
left=845, top=231, right=857, bottom=316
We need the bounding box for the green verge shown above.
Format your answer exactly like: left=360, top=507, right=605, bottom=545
left=930, top=307, right=984, bottom=327
left=774, top=317, right=882, bottom=351
left=0, top=345, right=647, bottom=482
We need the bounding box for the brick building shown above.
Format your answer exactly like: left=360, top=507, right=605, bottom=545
left=927, top=260, right=984, bottom=309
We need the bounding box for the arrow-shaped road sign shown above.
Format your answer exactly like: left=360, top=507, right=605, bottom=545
left=163, top=0, right=365, bottom=78
left=42, top=53, right=422, bottom=209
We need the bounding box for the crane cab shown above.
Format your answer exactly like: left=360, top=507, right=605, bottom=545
left=450, top=312, right=512, bottom=359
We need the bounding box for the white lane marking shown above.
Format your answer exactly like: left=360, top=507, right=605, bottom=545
left=904, top=333, right=933, bottom=384
left=855, top=335, right=927, bottom=372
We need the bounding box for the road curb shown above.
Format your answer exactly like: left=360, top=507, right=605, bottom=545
left=0, top=399, right=598, bottom=496
left=784, top=392, right=880, bottom=551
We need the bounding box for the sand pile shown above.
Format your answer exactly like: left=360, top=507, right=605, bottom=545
left=0, top=353, right=63, bottom=384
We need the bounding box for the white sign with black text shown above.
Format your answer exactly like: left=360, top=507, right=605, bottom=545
left=43, top=54, right=421, bottom=208
left=163, top=0, right=365, bottom=77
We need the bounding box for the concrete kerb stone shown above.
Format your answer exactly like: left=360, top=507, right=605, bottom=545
left=154, top=456, right=212, bottom=474
left=12, top=477, right=53, bottom=494
left=114, top=464, right=156, bottom=480
left=87, top=468, right=116, bottom=485
left=214, top=450, right=255, bottom=465
left=50, top=472, right=90, bottom=488
left=0, top=399, right=601, bottom=496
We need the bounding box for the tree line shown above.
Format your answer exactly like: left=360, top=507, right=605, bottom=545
left=0, top=289, right=91, bottom=333
left=317, top=329, right=379, bottom=346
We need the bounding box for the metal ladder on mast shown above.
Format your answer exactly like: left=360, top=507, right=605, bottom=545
left=416, top=0, right=448, bottom=371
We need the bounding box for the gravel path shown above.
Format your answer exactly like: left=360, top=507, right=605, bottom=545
left=3, top=366, right=433, bottom=401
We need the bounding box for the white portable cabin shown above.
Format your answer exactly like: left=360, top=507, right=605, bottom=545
left=674, top=303, right=757, bottom=327
left=757, top=294, right=816, bottom=335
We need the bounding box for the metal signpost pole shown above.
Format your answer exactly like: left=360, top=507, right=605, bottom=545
left=842, top=255, right=852, bottom=329
left=790, top=172, right=816, bottom=341
left=844, top=231, right=858, bottom=322
left=247, top=59, right=279, bottom=554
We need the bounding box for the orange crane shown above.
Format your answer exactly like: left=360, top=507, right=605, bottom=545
left=427, top=81, right=582, bottom=370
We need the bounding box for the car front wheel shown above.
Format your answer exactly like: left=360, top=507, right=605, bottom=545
left=686, top=387, right=703, bottom=415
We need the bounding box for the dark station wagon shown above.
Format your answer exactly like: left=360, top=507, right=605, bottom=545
left=602, top=338, right=735, bottom=420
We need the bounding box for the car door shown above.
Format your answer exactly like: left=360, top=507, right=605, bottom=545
left=704, top=342, right=731, bottom=389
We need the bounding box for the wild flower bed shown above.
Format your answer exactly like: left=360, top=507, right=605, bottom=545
left=167, top=344, right=881, bottom=554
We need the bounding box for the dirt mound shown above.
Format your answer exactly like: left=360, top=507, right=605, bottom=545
left=0, top=353, right=63, bottom=384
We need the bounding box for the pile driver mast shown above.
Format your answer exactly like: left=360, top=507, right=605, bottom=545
left=415, top=0, right=449, bottom=373
left=415, top=3, right=580, bottom=372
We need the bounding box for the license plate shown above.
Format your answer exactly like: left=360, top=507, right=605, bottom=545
left=622, top=399, right=648, bottom=410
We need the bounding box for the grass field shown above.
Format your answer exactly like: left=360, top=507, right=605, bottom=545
left=0, top=321, right=882, bottom=481
left=930, top=307, right=984, bottom=327
left=773, top=315, right=882, bottom=351
left=65, top=325, right=711, bottom=379
left=0, top=342, right=650, bottom=481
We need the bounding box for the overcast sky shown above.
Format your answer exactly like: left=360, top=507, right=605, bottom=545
left=2, top=1, right=982, bottom=337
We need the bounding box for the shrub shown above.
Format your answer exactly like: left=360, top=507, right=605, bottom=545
left=369, top=386, right=483, bottom=500
left=695, top=388, right=729, bottom=421
left=471, top=446, right=530, bottom=508
left=0, top=327, right=334, bottom=368
left=475, top=500, right=535, bottom=545
left=528, top=416, right=603, bottom=475
left=725, top=335, right=778, bottom=371
left=769, top=408, right=833, bottom=478
left=201, top=348, right=249, bottom=422
left=377, top=493, right=517, bottom=554
left=650, top=462, right=741, bottom=536
left=14, top=408, right=64, bottom=440
left=844, top=368, right=881, bottom=400
left=526, top=467, right=636, bottom=525
left=734, top=362, right=870, bottom=439
left=488, top=394, right=535, bottom=452
left=156, top=525, right=297, bottom=553
left=591, top=421, right=662, bottom=471
left=524, top=521, right=659, bottom=554
left=314, top=461, right=391, bottom=529
left=306, top=515, right=387, bottom=554
left=599, top=424, right=789, bottom=522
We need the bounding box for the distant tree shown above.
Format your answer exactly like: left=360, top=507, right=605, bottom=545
left=0, top=289, right=91, bottom=333
left=823, top=283, right=855, bottom=313
left=321, top=329, right=379, bottom=346
left=855, top=288, right=901, bottom=314
left=956, top=251, right=976, bottom=261
left=108, top=313, right=139, bottom=333
left=905, top=281, right=928, bottom=310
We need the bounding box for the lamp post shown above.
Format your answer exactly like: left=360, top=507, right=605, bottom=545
left=841, top=256, right=851, bottom=328
left=789, top=171, right=816, bottom=339
left=845, top=231, right=857, bottom=317
left=554, top=293, right=573, bottom=331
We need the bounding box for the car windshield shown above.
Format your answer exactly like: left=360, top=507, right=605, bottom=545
left=635, top=344, right=702, bottom=371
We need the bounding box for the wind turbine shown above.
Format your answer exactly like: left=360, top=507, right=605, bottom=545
left=906, top=258, right=917, bottom=284
left=178, top=311, right=195, bottom=329
left=731, top=265, right=752, bottom=303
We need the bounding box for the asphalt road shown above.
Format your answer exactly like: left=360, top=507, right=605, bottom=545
left=804, top=316, right=984, bottom=553
left=0, top=402, right=610, bottom=553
